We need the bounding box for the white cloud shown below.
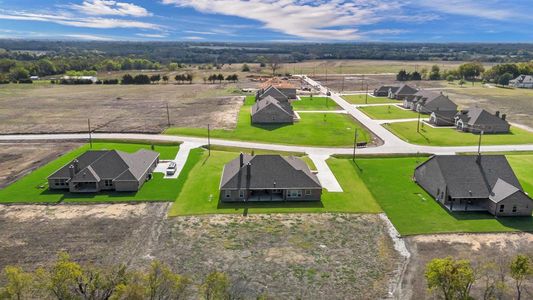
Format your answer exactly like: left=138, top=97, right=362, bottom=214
left=184, top=30, right=217, bottom=35
left=63, top=33, right=114, bottom=40
left=0, top=10, right=163, bottom=30
left=416, top=0, right=525, bottom=20
left=71, top=0, right=152, bottom=17
left=136, top=33, right=168, bottom=38
left=184, top=36, right=204, bottom=40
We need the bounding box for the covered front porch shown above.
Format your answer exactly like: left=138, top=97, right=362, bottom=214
left=70, top=181, right=99, bottom=193
left=248, top=189, right=284, bottom=202
left=444, top=198, right=487, bottom=212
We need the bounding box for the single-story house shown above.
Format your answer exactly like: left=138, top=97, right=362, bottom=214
left=251, top=96, right=295, bottom=124
left=510, top=75, right=533, bottom=89
left=61, top=76, right=98, bottom=83
left=455, top=108, right=510, bottom=134
left=256, top=86, right=289, bottom=103
left=414, top=155, right=532, bottom=216
left=48, top=149, right=159, bottom=193
left=260, top=78, right=298, bottom=99
left=405, top=91, right=458, bottom=114
left=388, top=84, right=418, bottom=100
left=374, top=86, right=399, bottom=97
left=219, top=153, right=322, bottom=202
left=429, top=110, right=458, bottom=126
left=30, top=76, right=40, bottom=80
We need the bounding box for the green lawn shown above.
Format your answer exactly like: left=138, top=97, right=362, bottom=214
left=292, top=96, right=340, bottom=111
left=168, top=149, right=382, bottom=216
left=164, top=96, right=369, bottom=147
left=359, top=105, right=419, bottom=120
left=342, top=94, right=396, bottom=104
left=0, top=142, right=189, bottom=204
left=355, top=156, right=533, bottom=236
left=385, top=121, right=533, bottom=146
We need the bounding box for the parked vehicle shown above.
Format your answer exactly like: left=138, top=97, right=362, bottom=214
left=166, top=162, right=177, bottom=175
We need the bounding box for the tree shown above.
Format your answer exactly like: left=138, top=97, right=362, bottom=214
left=425, top=257, right=475, bottom=300
left=477, top=260, right=508, bottom=300
left=201, top=272, right=229, bottom=300
left=185, top=73, right=193, bottom=84
left=35, top=252, right=83, bottom=300
left=498, top=72, right=513, bottom=87
left=162, top=75, right=169, bottom=84
left=150, top=74, right=161, bottom=83
left=145, top=261, right=190, bottom=300
left=510, top=254, right=532, bottom=300
left=1, top=266, right=35, bottom=300
left=396, top=69, right=409, bottom=81
left=459, top=79, right=466, bottom=87
left=76, top=264, right=128, bottom=300
left=8, top=66, right=29, bottom=82
left=241, top=64, right=250, bottom=72
left=168, top=63, right=179, bottom=71
left=447, top=75, right=455, bottom=83
left=268, top=56, right=282, bottom=76
left=410, top=71, right=422, bottom=81
left=458, top=62, right=485, bottom=81
left=429, top=65, right=441, bottom=80
left=217, top=74, right=224, bottom=83
left=121, top=74, right=134, bottom=84
left=133, top=74, right=151, bottom=84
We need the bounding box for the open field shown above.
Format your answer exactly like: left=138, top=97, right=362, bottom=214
left=402, top=233, right=533, bottom=299
left=342, top=94, right=396, bottom=104
left=359, top=105, right=419, bottom=120
left=165, top=96, right=371, bottom=147
left=385, top=121, right=533, bottom=146
left=438, top=82, right=533, bottom=128
left=168, top=149, right=382, bottom=216
left=292, top=96, right=340, bottom=111
left=355, top=156, right=533, bottom=236
left=0, top=205, right=401, bottom=299
left=0, top=83, right=246, bottom=134
left=0, top=142, right=188, bottom=204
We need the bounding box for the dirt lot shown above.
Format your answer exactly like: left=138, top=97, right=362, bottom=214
left=401, top=233, right=533, bottom=300
left=0, top=83, right=246, bottom=134
left=0, top=142, right=80, bottom=188
left=313, top=74, right=444, bottom=93
left=0, top=205, right=401, bottom=299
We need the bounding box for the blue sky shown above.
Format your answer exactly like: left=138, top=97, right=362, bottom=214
left=0, top=0, right=531, bottom=42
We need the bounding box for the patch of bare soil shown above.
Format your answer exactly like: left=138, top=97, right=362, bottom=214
left=0, top=84, right=245, bottom=134
left=0, top=206, right=400, bottom=299
left=312, top=74, right=444, bottom=93
left=401, top=233, right=533, bottom=300
left=0, top=142, right=80, bottom=188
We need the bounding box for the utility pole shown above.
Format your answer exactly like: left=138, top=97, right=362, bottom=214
left=87, top=118, right=92, bottom=149
left=361, top=74, right=364, bottom=90
left=166, top=103, right=171, bottom=127
left=325, top=67, right=328, bottom=84
left=365, top=84, right=368, bottom=104
left=207, top=124, right=211, bottom=156
left=352, top=128, right=358, bottom=161
left=341, top=75, right=345, bottom=92
left=417, top=110, right=421, bottom=133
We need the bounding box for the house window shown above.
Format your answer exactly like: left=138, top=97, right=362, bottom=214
left=288, top=190, right=302, bottom=198
left=512, top=206, right=517, bottom=213
left=104, top=180, right=113, bottom=187
left=239, top=190, right=245, bottom=198
left=224, top=190, right=231, bottom=198
left=272, top=189, right=281, bottom=193
left=305, top=190, right=312, bottom=196
left=499, top=205, right=505, bottom=213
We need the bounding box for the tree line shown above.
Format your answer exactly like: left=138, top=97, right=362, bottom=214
left=0, top=252, right=267, bottom=300
left=425, top=254, right=533, bottom=300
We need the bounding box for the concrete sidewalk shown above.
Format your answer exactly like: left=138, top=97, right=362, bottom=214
left=308, top=154, right=343, bottom=192
left=154, top=141, right=203, bottom=179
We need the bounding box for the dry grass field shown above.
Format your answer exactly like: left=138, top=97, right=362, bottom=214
left=0, top=206, right=401, bottom=299
left=0, top=83, right=247, bottom=134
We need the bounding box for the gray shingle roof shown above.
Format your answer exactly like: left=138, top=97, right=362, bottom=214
left=489, top=178, right=523, bottom=203
left=376, top=86, right=399, bottom=93
left=251, top=96, right=293, bottom=117
left=416, top=155, right=523, bottom=199
left=220, top=154, right=321, bottom=190
left=259, top=86, right=289, bottom=102
left=456, top=108, right=509, bottom=127
left=395, top=84, right=418, bottom=96
left=49, top=149, right=159, bottom=182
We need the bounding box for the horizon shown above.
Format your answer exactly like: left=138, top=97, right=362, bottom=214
left=0, top=0, right=531, bottom=43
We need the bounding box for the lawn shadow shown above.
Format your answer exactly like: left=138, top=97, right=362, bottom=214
left=217, top=200, right=324, bottom=210
left=417, top=130, right=431, bottom=143
left=251, top=123, right=292, bottom=131
left=39, top=189, right=138, bottom=203
left=442, top=205, right=533, bottom=231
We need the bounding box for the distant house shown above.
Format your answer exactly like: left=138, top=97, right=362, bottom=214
left=510, top=75, right=533, bottom=89
left=388, top=84, right=418, bottom=100
left=373, top=86, right=399, bottom=97
left=48, top=149, right=159, bottom=193
left=405, top=90, right=458, bottom=114
left=260, top=78, right=298, bottom=99
left=220, top=153, right=322, bottom=202
left=251, top=96, right=294, bottom=124
left=429, top=110, right=457, bottom=126
left=256, top=86, right=289, bottom=103
left=30, top=76, right=40, bottom=80
left=61, top=76, right=98, bottom=83
left=455, top=108, right=510, bottom=134
left=414, top=155, right=532, bottom=216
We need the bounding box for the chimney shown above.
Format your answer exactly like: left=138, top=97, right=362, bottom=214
left=502, top=114, right=507, bottom=121
left=246, top=163, right=251, bottom=180
left=69, top=165, right=75, bottom=178
left=495, top=111, right=500, bottom=117
left=239, top=153, right=244, bottom=168
left=73, top=159, right=80, bottom=173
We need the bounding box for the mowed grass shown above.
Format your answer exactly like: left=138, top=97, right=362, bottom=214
left=165, top=96, right=369, bottom=147
left=292, top=96, right=340, bottom=111
left=385, top=121, right=533, bottom=146
left=0, top=142, right=188, bottom=204
left=342, top=94, right=396, bottom=104
left=359, top=105, right=419, bottom=120
left=168, top=149, right=382, bottom=216
left=355, top=156, right=533, bottom=236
